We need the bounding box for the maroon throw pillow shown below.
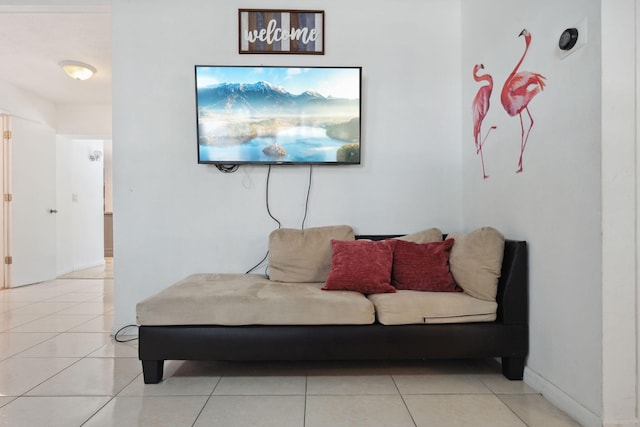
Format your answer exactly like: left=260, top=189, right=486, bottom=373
left=322, top=239, right=397, bottom=294
left=391, top=239, right=461, bottom=292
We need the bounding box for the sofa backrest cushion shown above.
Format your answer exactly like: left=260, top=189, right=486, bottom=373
left=446, top=226, right=505, bottom=301
left=394, top=227, right=443, bottom=243
left=268, top=225, right=355, bottom=283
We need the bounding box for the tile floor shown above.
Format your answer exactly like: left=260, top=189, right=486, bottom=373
left=0, top=264, right=580, bottom=427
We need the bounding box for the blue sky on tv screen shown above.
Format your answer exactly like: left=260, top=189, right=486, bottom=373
left=196, top=66, right=360, bottom=100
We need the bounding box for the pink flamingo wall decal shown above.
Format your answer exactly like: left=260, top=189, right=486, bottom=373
left=501, top=28, right=546, bottom=173
left=472, top=64, right=496, bottom=179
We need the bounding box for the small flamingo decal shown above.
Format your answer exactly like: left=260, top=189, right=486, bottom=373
left=501, top=28, right=546, bottom=173
left=472, top=64, right=496, bottom=179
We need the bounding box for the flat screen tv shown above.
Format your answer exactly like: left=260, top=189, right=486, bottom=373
left=195, top=65, right=362, bottom=165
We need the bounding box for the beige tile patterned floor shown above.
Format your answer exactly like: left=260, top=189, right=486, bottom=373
left=0, top=266, right=581, bottom=426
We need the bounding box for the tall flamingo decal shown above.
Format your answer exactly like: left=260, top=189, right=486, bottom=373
left=472, top=64, right=496, bottom=179
left=501, top=28, right=546, bottom=173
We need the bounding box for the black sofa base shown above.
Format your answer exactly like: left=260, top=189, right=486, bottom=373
left=139, top=323, right=527, bottom=384
left=138, top=238, right=528, bottom=384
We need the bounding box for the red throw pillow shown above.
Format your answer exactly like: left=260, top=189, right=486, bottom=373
left=391, top=239, right=461, bottom=292
left=322, top=239, right=397, bottom=294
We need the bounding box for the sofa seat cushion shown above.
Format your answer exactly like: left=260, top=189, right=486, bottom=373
left=367, top=291, right=497, bottom=325
left=136, top=273, right=375, bottom=326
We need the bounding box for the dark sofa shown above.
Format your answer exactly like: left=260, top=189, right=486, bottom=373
left=138, top=236, right=528, bottom=384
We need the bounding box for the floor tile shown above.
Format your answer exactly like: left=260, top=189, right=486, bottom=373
left=119, top=374, right=220, bottom=396
left=0, top=332, right=58, bottom=359
left=194, top=395, right=305, bottom=427
left=9, top=314, right=98, bottom=332
left=83, top=396, right=207, bottom=427
left=307, top=375, right=399, bottom=395
left=213, top=376, right=306, bottom=395
left=0, top=300, right=29, bottom=314
left=0, top=357, right=78, bottom=396
left=219, top=360, right=307, bottom=376
left=499, top=394, right=582, bottom=426
left=68, top=314, right=114, bottom=333
left=0, top=289, right=61, bottom=302
left=0, top=312, right=48, bottom=331
left=161, top=360, right=229, bottom=378
left=8, top=301, right=77, bottom=315
left=26, top=357, right=141, bottom=396
left=45, top=291, right=102, bottom=303
left=393, top=374, right=492, bottom=394
left=305, top=394, right=415, bottom=427
left=404, top=394, right=527, bottom=427
left=14, top=332, right=111, bottom=358
left=0, top=396, right=110, bottom=427
left=56, top=302, right=108, bottom=315
left=386, top=359, right=475, bottom=376
left=0, top=397, right=14, bottom=408
left=305, top=360, right=393, bottom=376
left=475, top=374, right=538, bottom=394
left=87, top=340, right=139, bottom=358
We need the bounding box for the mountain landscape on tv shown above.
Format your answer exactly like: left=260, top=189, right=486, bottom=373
left=197, top=80, right=360, bottom=164
left=198, top=81, right=358, bottom=117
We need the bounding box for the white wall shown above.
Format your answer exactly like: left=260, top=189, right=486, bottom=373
left=601, top=1, right=638, bottom=426
left=0, top=79, right=56, bottom=127
left=112, top=0, right=463, bottom=329
left=57, top=104, right=112, bottom=137
left=461, top=1, right=602, bottom=425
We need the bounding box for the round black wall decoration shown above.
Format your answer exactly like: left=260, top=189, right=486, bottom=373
left=559, top=28, right=579, bottom=51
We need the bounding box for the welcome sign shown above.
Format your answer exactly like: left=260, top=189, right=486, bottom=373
left=239, top=9, right=324, bottom=54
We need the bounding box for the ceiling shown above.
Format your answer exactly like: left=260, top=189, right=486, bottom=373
left=0, top=8, right=111, bottom=106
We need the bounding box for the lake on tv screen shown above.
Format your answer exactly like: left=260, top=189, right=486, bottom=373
left=199, top=126, right=357, bottom=163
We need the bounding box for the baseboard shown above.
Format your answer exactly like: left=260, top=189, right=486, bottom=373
left=524, top=367, right=602, bottom=427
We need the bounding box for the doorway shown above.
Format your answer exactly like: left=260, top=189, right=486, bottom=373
left=55, top=137, right=109, bottom=277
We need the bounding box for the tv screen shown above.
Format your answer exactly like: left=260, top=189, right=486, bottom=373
left=195, top=65, right=362, bottom=165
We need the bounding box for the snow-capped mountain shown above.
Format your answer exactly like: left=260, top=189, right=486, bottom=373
left=197, top=81, right=358, bottom=116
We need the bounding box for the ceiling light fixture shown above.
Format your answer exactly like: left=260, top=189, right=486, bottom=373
left=59, top=60, right=96, bottom=81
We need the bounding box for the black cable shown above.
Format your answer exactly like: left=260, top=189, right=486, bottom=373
left=265, top=165, right=281, bottom=229
left=301, top=165, right=312, bottom=229
left=216, top=164, right=239, bottom=173
left=114, top=324, right=139, bottom=342
left=246, top=251, right=269, bottom=274
left=246, top=165, right=282, bottom=275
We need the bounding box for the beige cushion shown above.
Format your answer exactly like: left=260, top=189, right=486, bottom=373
left=136, top=273, right=374, bottom=326
left=368, top=290, right=497, bottom=325
left=395, top=228, right=443, bottom=243
left=446, top=227, right=505, bottom=301
left=268, top=225, right=355, bottom=282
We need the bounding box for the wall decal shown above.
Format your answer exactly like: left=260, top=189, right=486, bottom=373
left=472, top=64, right=496, bottom=179
left=501, top=28, right=546, bottom=173
left=238, top=9, right=324, bottom=55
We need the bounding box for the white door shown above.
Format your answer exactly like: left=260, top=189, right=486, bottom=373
left=10, top=117, right=56, bottom=287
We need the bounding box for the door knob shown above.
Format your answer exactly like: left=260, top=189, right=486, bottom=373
left=49, top=209, right=58, bottom=214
